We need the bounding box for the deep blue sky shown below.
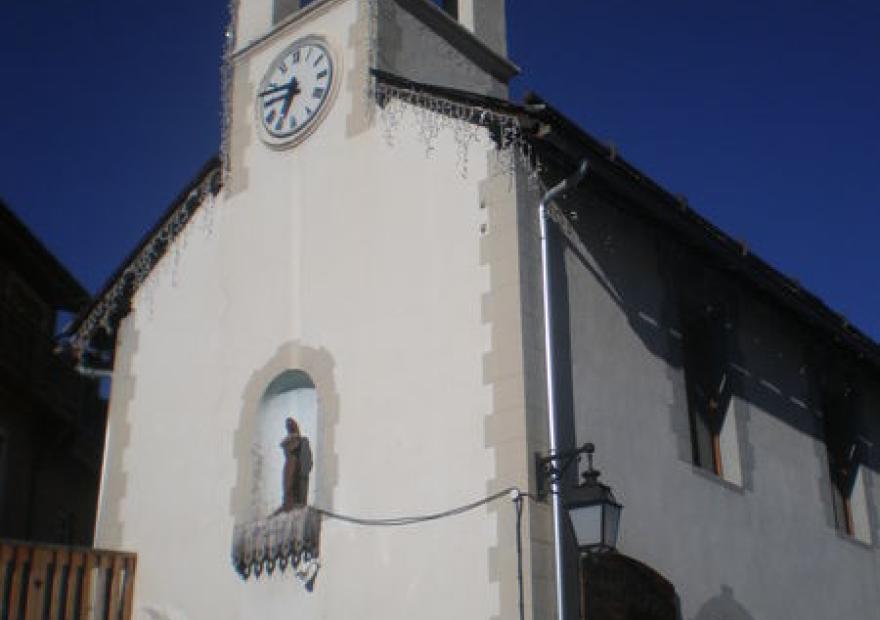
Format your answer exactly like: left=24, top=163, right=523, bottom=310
left=2, top=1, right=878, bottom=339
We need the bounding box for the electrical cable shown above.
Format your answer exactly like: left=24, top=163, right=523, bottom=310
left=513, top=490, right=526, bottom=620
left=315, top=487, right=519, bottom=527
left=315, top=486, right=547, bottom=620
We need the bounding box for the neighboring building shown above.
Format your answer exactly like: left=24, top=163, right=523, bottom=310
left=0, top=200, right=107, bottom=546
left=67, top=1, right=878, bottom=619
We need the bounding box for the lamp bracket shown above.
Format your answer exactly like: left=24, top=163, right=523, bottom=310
left=535, top=442, right=596, bottom=500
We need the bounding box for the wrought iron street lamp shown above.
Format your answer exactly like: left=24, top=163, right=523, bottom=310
left=536, top=443, right=622, bottom=553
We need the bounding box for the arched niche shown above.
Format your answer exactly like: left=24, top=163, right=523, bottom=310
left=230, top=344, right=340, bottom=582
left=252, top=370, right=319, bottom=519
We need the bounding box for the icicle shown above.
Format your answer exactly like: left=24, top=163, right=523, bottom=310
left=71, top=173, right=221, bottom=355
left=374, top=81, right=543, bottom=184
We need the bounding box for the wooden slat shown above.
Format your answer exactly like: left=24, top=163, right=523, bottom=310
left=106, top=555, right=124, bottom=620
left=0, top=543, right=14, bottom=617
left=78, top=553, right=96, bottom=620
left=49, top=548, right=70, bottom=620
left=100, top=554, right=114, bottom=620
left=24, top=548, right=50, bottom=620
left=0, top=541, right=136, bottom=620
left=120, top=557, right=136, bottom=620
left=65, top=551, right=83, bottom=620
left=8, top=546, right=31, bottom=620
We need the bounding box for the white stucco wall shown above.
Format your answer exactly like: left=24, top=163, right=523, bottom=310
left=95, top=2, right=532, bottom=620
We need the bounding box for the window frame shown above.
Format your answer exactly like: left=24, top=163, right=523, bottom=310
left=817, top=363, right=872, bottom=543
left=680, top=297, right=734, bottom=478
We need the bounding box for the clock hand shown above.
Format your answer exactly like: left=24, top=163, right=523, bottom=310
left=258, top=84, right=288, bottom=98
left=279, top=76, right=301, bottom=122
left=262, top=95, right=287, bottom=107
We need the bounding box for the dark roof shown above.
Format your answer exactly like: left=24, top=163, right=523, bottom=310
left=0, top=199, right=89, bottom=311
left=522, top=94, right=880, bottom=370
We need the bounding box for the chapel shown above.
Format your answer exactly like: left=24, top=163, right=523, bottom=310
left=62, top=1, right=880, bottom=619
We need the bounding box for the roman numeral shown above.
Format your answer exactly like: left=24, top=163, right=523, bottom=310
left=291, top=50, right=300, bottom=64
left=265, top=110, right=276, bottom=125
left=313, top=54, right=324, bottom=67
left=316, top=69, right=328, bottom=80
left=305, top=106, right=313, bottom=117
left=305, top=47, right=313, bottom=61
left=312, top=87, right=325, bottom=99
left=289, top=115, right=297, bottom=129
left=279, top=62, right=287, bottom=73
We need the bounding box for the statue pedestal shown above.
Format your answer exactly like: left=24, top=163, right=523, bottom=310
left=231, top=507, right=321, bottom=580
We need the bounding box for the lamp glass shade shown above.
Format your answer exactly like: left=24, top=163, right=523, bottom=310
left=602, top=502, right=621, bottom=550
left=565, top=479, right=622, bottom=552
left=569, top=503, right=603, bottom=549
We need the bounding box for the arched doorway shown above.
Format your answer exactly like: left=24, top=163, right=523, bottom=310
left=580, top=553, right=678, bottom=620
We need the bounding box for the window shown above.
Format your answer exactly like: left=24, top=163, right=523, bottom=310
left=680, top=292, right=743, bottom=485
left=821, top=380, right=871, bottom=543
left=682, top=301, right=730, bottom=476
left=273, top=0, right=316, bottom=25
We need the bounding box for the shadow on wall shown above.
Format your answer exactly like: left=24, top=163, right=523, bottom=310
left=693, top=585, right=757, bottom=620
left=556, top=185, right=880, bottom=477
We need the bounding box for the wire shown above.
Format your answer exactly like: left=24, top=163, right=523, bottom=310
left=317, top=487, right=533, bottom=620
left=513, top=491, right=526, bottom=620
left=315, top=487, right=519, bottom=527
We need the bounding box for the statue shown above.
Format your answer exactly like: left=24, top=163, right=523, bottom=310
left=275, top=417, right=313, bottom=513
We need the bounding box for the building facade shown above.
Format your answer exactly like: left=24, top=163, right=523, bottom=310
left=70, top=1, right=879, bottom=619
left=0, top=201, right=107, bottom=546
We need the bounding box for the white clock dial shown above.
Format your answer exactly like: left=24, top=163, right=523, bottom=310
left=256, top=37, right=336, bottom=147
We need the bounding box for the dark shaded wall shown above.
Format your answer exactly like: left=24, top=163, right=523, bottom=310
left=520, top=175, right=880, bottom=618
left=0, top=258, right=106, bottom=546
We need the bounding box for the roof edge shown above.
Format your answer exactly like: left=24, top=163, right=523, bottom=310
left=374, top=71, right=880, bottom=373
left=66, top=156, right=222, bottom=352
left=525, top=93, right=880, bottom=368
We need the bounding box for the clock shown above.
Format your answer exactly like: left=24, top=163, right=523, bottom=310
left=256, top=36, right=337, bottom=148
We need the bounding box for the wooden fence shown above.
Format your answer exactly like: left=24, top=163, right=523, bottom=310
left=0, top=540, right=136, bottom=620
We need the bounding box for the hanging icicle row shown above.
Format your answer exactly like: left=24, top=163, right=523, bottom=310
left=374, top=80, right=543, bottom=184
left=70, top=169, right=222, bottom=356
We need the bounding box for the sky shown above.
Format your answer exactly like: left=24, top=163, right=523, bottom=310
left=1, top=0, right=878, bottom=339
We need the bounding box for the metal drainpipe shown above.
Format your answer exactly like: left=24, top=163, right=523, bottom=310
left=539, top=159, right=589, bottom=620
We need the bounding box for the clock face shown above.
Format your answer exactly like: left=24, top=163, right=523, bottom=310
left=256, top=37, right=336, bottom=147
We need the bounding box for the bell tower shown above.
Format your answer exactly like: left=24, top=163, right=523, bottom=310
left=265, top=1, right=507, bottom=57
left=443, top=0, right=507, bottom=57
left=231, top=0, right=515, bottom=98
